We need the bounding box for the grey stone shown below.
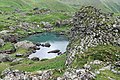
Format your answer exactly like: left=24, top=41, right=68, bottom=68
left=31, top=57, right=39, bottom=61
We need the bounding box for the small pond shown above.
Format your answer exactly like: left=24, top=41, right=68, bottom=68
left=23, top=32, right=69, bottom=59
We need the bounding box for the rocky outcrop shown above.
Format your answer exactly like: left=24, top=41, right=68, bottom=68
left=1, top=69, right=53, bottom=80
left=57, top=68, right=96, bottom=80
left=0, top=31, right=19, bottom=43
left=40, top=21, right=53, bottom=30
left=66, top=6, right=120, bottom=66
left=14, top=40, right=36, bottom=49
left=9, top=22, right=40, bottom=32
left=0, top=54, right=14, bottom=62
left=55, top=19, right=73, bottom=27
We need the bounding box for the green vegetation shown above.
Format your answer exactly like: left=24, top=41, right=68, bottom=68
left=0, top=0, right=120, bottom=79
left=0, top=42, right=15, bottom=51
left=0, top=0, right=75, bottom=12
left=0, top=54, right=66, bottom=74
left=96, top=70, right=120, bottom=80
left=72, top=45, right=120, bottom=68
left=25, top=12, right=71, bottom=23
left=1, top=0, right=120, bottom=12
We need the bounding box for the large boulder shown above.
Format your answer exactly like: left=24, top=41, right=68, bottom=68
left=15, top=40, right=36, bottom=49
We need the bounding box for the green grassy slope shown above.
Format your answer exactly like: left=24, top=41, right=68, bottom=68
left=0, top=0, right=75, bottom=12
left=0, top=0, right=120, bottom=12
left=60, top=0, right=120, bottom=13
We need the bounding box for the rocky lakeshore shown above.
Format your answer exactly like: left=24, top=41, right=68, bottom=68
left=0, top=6, right=120, bottom=80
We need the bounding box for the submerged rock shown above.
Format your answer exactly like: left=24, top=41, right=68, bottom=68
left=48, top=50, right=60, bottom=53
left=44, top=43, right=51, bottom=47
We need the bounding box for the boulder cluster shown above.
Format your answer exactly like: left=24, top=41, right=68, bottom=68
left=1, top=69, right=53, bottom=80
left=66, top=6, right=120, bottom=66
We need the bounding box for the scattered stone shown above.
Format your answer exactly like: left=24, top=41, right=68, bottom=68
left=12, top=58, right=23, bottom=62
left=35, top=42, right=41, bottom=46
left=84, top=64, right=91, bottom=70
left=33, top=7, right=39, bottom=11
left=40, top=21, right=53, bottom=30
left=58, top=68, right=96, bottom=80
left=1, top=69, right=53, bottom=80
left=115, top=61, right=120, bottom=67
left=90, top=60, right=103, bottom=65
left=40, top=43, right=51, bottom=47
left=15, top=54, right=23, bottom=57
left=57, top=52, right=63, bottom=55
left=35, top=46, right=40, bottom=50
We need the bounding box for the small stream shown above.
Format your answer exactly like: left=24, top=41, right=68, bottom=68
left=22, top=32, right=69, bottom=59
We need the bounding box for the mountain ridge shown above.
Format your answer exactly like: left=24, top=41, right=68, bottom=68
left=0, top=0, right=120, bottom=13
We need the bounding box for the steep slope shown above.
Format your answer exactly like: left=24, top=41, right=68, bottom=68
left=0, top=0, right=33, bottom=11
left=0, top=0, right=120, bottom=12
left=100, top=0, right=120, bottom=13
left=0, top=0, right=75, bottom=12
left=60, top=0, right=120, bottom=13
left=66, top=6, right=120, bottom=66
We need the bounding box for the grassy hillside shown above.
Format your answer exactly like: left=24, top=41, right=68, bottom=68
left=0, top=0, right=75, bottom=12
left=60, top=0, right=120, bottom=13
left=0, top=0, right=120, bottom=12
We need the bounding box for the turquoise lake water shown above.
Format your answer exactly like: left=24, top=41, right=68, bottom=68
left=23, top=32, right=69, bottom=59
